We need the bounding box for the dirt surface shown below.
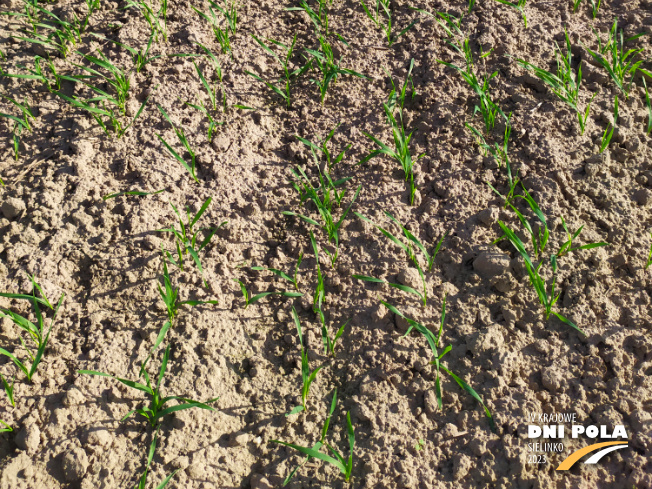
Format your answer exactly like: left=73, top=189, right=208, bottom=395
left=1, top=0, right=652, bottom=487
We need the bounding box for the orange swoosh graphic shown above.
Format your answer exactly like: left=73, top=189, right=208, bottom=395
left=556, top=441, right=628, bottom=470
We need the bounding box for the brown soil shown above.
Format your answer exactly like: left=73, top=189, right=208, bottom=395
left=0, top=0, right=651, bottom=488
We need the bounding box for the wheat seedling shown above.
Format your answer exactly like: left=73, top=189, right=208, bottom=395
left=157, top=197, right=226, bottom=274
left=360, top=0, right=418, bottom=47
left=359, top=59, right=425, bottom=204
left=438, top=39, right=506, bottom=133
left=382, top=299, right=495, bottom=428
left=513, top=30, right=595, bottom=135
left=305, top=34, right=367, bottom=104
left=284, top=167, right=361, bottom=265
left=273, top=407, right=355, bottom=483
left=286, top=306, right=324, bottom=415
left=296, top=123, right=351, bottom=174
left=247, top=34, right=311, bottom=109
left=645, top=233, right=652, bottom=270
left=494, top=0, right=527, bottom=28
left=353, top=211, right=447, bottom=307
left=0, top=420, right=11, bottom=433
left=192, top=0, right=238, bottom=57
left=287, top=0, right=330, bottom=37
left=282, top=388, right=338, bottom=484
left=135, top=431, right=179, bottom=489
left=252, top=252, right=303, bottom=291
left=234, top=280, right=302, bottom=309
left=599, top=94, right=618, bottom=153
left=156, top=105, right=199, bottom=182
left=5, top=56, right=61, bottom=92
left=1, top=373, right=15, bottom=408
left=643, top=78, right=652, bottom=135
left=0, top=276, right=65, bottom=383
left=497, top=218, right=606, bottom=334
left=410, top=7, right=463, bottom=39
left=584, top=19, right=648, bottom=99
left=79, top=344, right=218, bottom=428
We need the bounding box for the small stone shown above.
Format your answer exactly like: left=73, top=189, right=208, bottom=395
left=170, top=456, right=190, bottom=470
left=86, top=429, right=112, bottom=448
left=250, top=474, right=274, bottom=489
left=453, top=454, right=472, bottom=480
left=473, top=250, right=511, bottom=279
left=397, top=268, right=422, bottom=290
left=62, top=388, right=85, bottom=407
left=62, top=447, right=89, bottom=481
left=229, top=431, right=250, bottom=447
left=15, top=424, right=40, bottom=453
left=423, top=389, right=438, bottom=416
left=541, top=366, right=565, bottom=393
left=477, top=208, right=498, bottom=226
left=1, top=197, right=26, bottom=219
left=469, top=326, right=504, bottom=355
left=440, top=423, right=459, bottom=439
left=633, top=188, right=651, bottom=206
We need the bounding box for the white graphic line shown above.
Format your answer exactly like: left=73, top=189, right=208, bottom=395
left=584, top=444, right=628, bottom=464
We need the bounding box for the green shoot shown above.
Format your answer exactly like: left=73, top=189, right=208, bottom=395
left=92, top=33, right=162, bottom=73
left=575, top=0, right=600, bottom=17
left=353, top=211, right=447, bottom=307
left=360, top=0, right=418, bottom=46
left=156, top=105, right=199, bottom=183
left=284, top=167, right=361, bottom=265
left=125, top=0, right=167, bottom=42
left=103, top=189, right=165, bottom=200
left=282, top=388, right=338, bottom=484
left=497, top=217, right=606, bottom=334
left=287, top=0, right=331, bottom=37
left=491, top=181, right=549, bottom=259
left=273, top=409, right=355, bottom=483
left=513, top=29, right=594, bottom=134
left=381, top=299, right=495, bottom=429
left=287, top=306, right=323, bottom=415
left=305, top=34, right=367, bottom=104
left=644, top=78, right=652, bottom=135
left=74, top=50, right=131, bottom=115
left=79, top=344, right=218, bottom=428
left=493, top=0, right=527, bottom=28
left=156, top=255, right=217, bottom=324
left=556, top=216, right=609, bottom=258
left=295, top=123, right=351, bottom=174
left=157, top=197, right=226, bottom=273
left=645, top=233, right=652, bottom=270
left=192, top=0, right=238, bottom=57
left=0, top=420, right=12, bottom=433
left=410, top=8, right=463, bottom=39
left=584, top=19, right=647, bottom=98
left=437, top=39, right=507, bottom=133
left=310, top=231, right=326, bottom=325
left=1, top=373, right=15, bottom=407
left=6, top=56, right=62, bottom=92
left=135, top=431, right=179, bottom=489
left=359, top=59, right=424, bottom=205
left=252, top=252, right=303, bottom=290
left=247, top=34, right=310, bottom=109
left=0, top=276, right=65, bottom=383
left=234, top=280, right=302, bottom=309
left=466, top=117, right=514, bottom=185
left=1, top=95, right=35, bottom=132
left=599, top=95, right=618, bottom=153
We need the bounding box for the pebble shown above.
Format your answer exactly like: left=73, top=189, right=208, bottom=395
left=473, top=250, right=511, bottom=279
left=15, top=424, right=40, bottom=453
left=1, top=197, right=26, bottom=219
left=62, top=447, right=89, bottom=481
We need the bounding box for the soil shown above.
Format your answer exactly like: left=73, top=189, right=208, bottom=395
left=0, top=0, right=651, bottom=488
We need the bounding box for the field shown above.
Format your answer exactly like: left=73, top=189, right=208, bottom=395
left=0, top=0, right=651, bottom=487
